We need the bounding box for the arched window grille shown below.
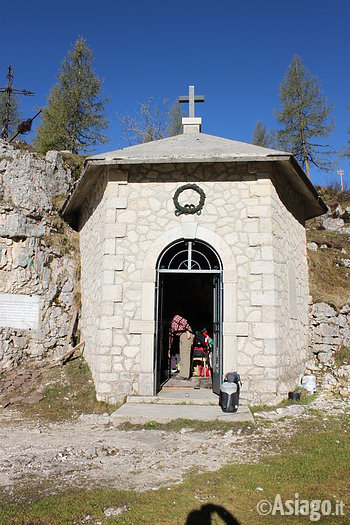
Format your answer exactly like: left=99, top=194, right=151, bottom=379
left=157, top=240, right=222, bottom=272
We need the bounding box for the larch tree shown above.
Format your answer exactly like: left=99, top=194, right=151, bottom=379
left=275, top=55, right=335, bottom=179
left=35, top=37, right=109, bottom=154
left=120, top=97, right=183, bottom=145
left=166, top=100, right=184, bottom=137
left=252, top=120, right=272, bottom=147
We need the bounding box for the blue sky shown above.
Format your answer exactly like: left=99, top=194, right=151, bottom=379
left=2, top=0, right=349, bottom=186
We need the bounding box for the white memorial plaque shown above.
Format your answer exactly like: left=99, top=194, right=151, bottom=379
left=0, top=293, right=40, bottom=330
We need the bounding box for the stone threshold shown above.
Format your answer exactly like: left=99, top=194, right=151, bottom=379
left=111, top=402, right=254, bottom=424
left=127, top=388, right=219, bottom=406
left=111, top=388, right=254, bottom=424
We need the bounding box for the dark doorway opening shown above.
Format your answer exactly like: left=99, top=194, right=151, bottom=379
left=155, top=240, right=223, bottom=395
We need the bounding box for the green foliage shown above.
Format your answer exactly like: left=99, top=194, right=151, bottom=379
left=275, top=55, right=335, bottom=178
left=166, top=100, right=184, bottom=137
left=0, top=92, right=22, bottom=138
left=120, top=97, right=184, bottom=145
left=34, top=37, right=109, bottom=154
left=252, top=120, right=272, bottom=147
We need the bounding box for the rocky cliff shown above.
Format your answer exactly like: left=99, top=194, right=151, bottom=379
left=0, top=140, right=79, bottom=369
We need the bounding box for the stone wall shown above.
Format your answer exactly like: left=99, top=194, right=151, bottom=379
left=0, top=141, right=79, bottom=369
left=309, top=302, right=350, bottom=364
left=270, top=171, right=309, bottom=395
left=309, top=302, right=350, bottom=395
left=79, top=161, right=309, bottom=404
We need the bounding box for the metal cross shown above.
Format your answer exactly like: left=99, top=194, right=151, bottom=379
left=0, top=66, right=34, bottom=140
left=179, top=85, right=204, bottom=118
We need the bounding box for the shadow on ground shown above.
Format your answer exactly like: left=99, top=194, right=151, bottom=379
left=185, top=503, right=240, bottom=524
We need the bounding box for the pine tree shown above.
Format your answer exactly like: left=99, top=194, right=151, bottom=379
left=0, top=92, right=22, bottom=138
left=275, top=55, right=334, bottom=178
left=35, top=37, right=109, bottom=154
left=252, top=121, right=271, bottom=147
left=166, top=100, right=184, bottom=137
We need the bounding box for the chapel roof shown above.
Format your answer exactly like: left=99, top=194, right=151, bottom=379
left=86, top=132, right=289, bottom=164
left=62, top=132, right=327, bottom=221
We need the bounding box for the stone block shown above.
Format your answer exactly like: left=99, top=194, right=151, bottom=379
left=118, top=210, right=137, bottom=223
left=96, top=346, right=111, bottom=356
left=124, top=346, right=139, bottom=358
left=97, top=382, right=111, bottom=394
left=250, top=184, right=271, bottom=197
left=247, top=205, right=271, bottom=218
left=251, top=291, right=276, bottom=306
left=105, top=209, right=116, bottom=223
left=105, top=223, right=128, bottom=238
left=252, top=323, right=276, bottom=339
left=111, top=346, right=122, bottom=356
left=129, top=320, right=154, bottom=334
left=98, top=355, right=112, bottom=372
left=104, top=238, right=115, bottom=255
left=263, top=274, right=275, bottom=291
left=249, top=261, right=274, bottom=275
left=104, top=182, right=120, bottom=198
left=99, top=372, right=120, bottom=382
left=99, top=316, right=123, bottom=329
left=106, top=197, right=128, bottom=209
left=103, top=255, right=124, bottom=271
left=124, top=358, right=133, bottom=371
left=263, top=339, right=277, bottom=354
left=142, top=269, right=156, bottom=282
left=264, top=367, right=279, bottom=379
left=224, top=322, right=249, bottom=336
left=248, top=233, right=272, bottom=246
left=101, top=301, right=114, bottom=316
left=251, top=379, right=278, bottom=393
left=112, top=363, right=124, bottom=372
left=261, top=246, right=274, bottom=261
left=102, top=284, right=123, bottom=302
left=138, top=372, right=154, bottom=395
left=102, top=270, right=114, bottom=284
left=113, top=333, right=127, bottom=346
left=97, top=329, right=113, bottom=346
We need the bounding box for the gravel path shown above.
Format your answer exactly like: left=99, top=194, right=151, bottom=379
left=0, top=396, right=348, bottom=498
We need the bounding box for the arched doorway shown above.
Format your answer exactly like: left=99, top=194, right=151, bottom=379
left=155, top=239, right=223, bottom=394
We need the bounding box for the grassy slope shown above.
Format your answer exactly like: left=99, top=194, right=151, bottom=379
left=307, top=186, right=350, bottom=309
left=8, top=360, right=118, bottom=422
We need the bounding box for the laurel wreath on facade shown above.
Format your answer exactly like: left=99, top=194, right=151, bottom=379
left=173, top=183, right=206, bottom=216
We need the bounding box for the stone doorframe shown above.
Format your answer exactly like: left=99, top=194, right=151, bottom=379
left=129, top=222, right=247, bottom=396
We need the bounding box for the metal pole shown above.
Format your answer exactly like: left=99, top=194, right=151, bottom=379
left=337, top=169, right=344, bottom=192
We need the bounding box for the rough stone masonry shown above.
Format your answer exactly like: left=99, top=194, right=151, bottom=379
left=0, top=140, right=78, bottom=369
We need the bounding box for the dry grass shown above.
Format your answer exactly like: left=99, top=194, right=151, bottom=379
left=15, top=359, right=119, bottom=423
left=307, top=248, right=350, bottom=309
left=306, top=186, right=350, bottom=309
left=60, top=152, right=86, bottom=182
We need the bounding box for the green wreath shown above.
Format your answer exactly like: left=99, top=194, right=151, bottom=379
left=173, top=184, right=206, bottom=216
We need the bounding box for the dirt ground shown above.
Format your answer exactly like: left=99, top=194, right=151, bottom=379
left=0, top=395, right=348, bottom=501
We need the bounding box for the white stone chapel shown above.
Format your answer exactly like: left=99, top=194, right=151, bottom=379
left=63, top=87, right=326, bottom=404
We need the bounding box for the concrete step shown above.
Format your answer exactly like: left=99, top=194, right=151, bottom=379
left=127, top=388, right=219, bottom=406
left=111, top=403, right=254, bottom=425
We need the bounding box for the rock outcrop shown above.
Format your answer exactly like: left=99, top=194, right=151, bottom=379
left=0, top=140, right=79, bottom=370
left=309, top=302, right=350, bottom=395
